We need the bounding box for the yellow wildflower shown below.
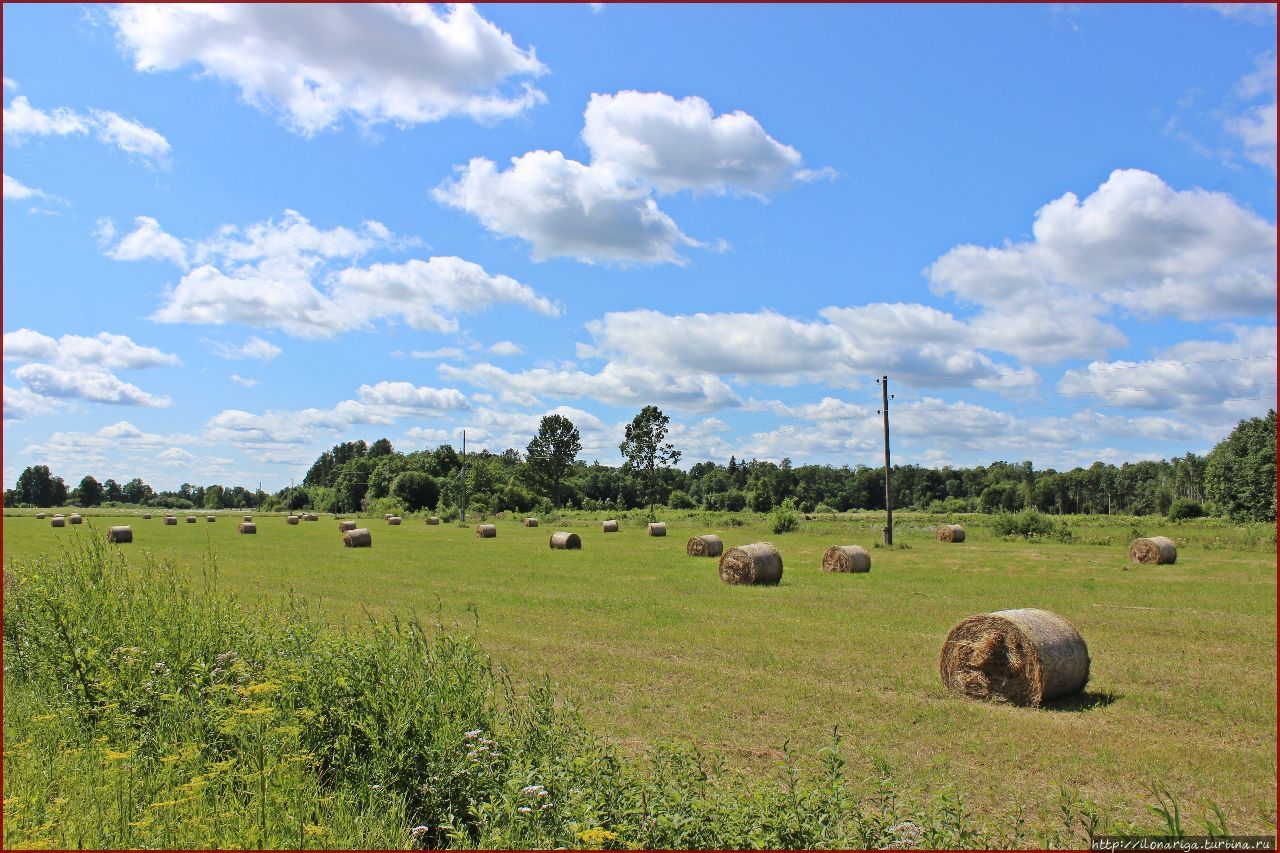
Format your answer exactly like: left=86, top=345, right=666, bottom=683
left=104, top=749, right=132, bottom=762
left=577, top=827, right=619, bottom=846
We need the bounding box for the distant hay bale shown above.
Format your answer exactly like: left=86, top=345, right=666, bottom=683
left=387, top=516, right=402, bottom=526
left=937, top=524, right=965, bottom=543
left=185, top=515, right=196, bottom=524
left=822, top=545, right=871, bottom=573
left=686, top=534, right=724, bottom=557
left=286, top=515, right=300, bottom=525
left=304, top=513, right=318, bottom=522
left=425, top=517, right=440, bottom=525
left=602, top=520, right=619, bottom=533
left=384, top=513, right=393, bottom=520
left=549, top=531, right=582, bottom=550
left=69, top=513, right=83, bottom=525
left=164, top=516, right=177, bottom=526
left=50, top=516, right=66, bottom=528
left=35, top=512, right=45, bottom=519
left=476, top=524, right=497, bottom=538
left=940, top=608, right=1090, bottom=706
left=107, top=526, right=133, bottom=544
left=719, top=542, right=783, bottom=585
left=1129, top=536, right=1177, bottom=565
left=206, top=515, right=216, bottom=522
left=524, top=517, right=539, bottom=527
left=338, top=520, right=357, bottom=532
left=647, top=522, right=667, bottom=537
left=238, top=522, right=257, bottom=535
left=243, top=515, right=252, bottom=522
left=343, top=528, right=372, bottom=548
left=142, top=513, right=152, bottom=520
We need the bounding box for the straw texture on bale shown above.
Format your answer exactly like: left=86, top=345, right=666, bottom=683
left=343, top=528, right=372, bottom=548
left=425, top=517, right=440, bottom=525
left=207, top=515, right=216, bottom=522
left=936, top=524, right=965, bottom=543
left=35, top=512, right=45, bottom=519
left=185, top=515, right=196, bottom=524
left=304, top=513, right=318, bottom=522
left=549, top=531, right=582, bottom=550
left=647, top=522, right=667, bottom=537
left=107, top=526, right=132, bottom=544
left=338, top=520, right=357, bottom=532
left=476, top=524, right=497, bottom=538
left=69, top=513, right=83, bottom=525
left=1129, top=536, right=1177, bottom=565
left=686, top=534, right=724, bottom=557
left=50, top=517, right=65, bottom=528
left=164, top=516, right=177, bottom=526
left=939, top=608, right=1090, bottom=706
left=719, top=542, right=784, bottom=585
left=238, top=522, right=257, bottom=534
left=602, top=520, right=619, bottom=533
left=286, top=515, right=300, bottom=525
left=524, top=517, right=539, bottom=527
left=822, top=545, right=871, bottom=573
left=387, top=516, right=402, bottom=526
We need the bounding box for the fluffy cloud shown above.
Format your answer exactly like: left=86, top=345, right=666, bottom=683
left=109, top=3, right=546, bottom=135
left=207, top=336, right=283, bottom=362
left=2, top=95, right=88, bottom=137
left=228, top=374, right=257, bottom=387
left=1225, top=55, right=1276, bottom=172
left=12, top=363, right=171, bottom=408
left=3, top=94, right=170, bottom=168
left=18, top=422, right=230, bottom=485
left=3, top=328, right=180, bottom=369
left=4, top=173, right=54, bottom=202
left=929, top=168, right=1277, bottom=321
left=581, top=91, right=804, bottom=195
left=3, top=384, right=58, bottom=421
left=435, top=151, right=698, bottom=264
left=97, top=216, right=189, bottom=268
left=356, top=381, right=470, bottom=414
left=488, top=341, right=523, bottom=356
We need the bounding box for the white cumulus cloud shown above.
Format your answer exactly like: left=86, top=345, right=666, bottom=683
left=3, top=328, right=180, bottom=369
left=98, top=216, right=188, bottom=268
left=12, top=363, right=171, bottom=408
left=207, top=336, right=283, bottom=362
left=3, top=93, right=170, bottom=168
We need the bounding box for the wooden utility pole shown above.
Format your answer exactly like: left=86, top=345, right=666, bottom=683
left=460, top=429, right=467, bottom=524
left=880, top=375, right=893, bottom=546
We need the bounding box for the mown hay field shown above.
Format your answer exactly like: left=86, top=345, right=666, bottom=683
left=3, top=510, right=1275, bottom=834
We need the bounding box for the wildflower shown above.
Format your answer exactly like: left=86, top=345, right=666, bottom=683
left=409, top=826, right=430, bottom=838
left=368, top=784, right=384, bottom=791
left=521, top=785, right=545, bottom=796
left=303, top=824, right=327, bottom=837
left=577, top=828, right=619, bottom=845
left=518, top=806, right=533, bottom=814
left=463, top=729, right=483, bottom=739
left=233, top=707, right=272, bottom=716
left=103, top=749, right=132, bottom=762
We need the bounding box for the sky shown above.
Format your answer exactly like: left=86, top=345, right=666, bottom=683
left=2, top=3, right=1276, bottom=493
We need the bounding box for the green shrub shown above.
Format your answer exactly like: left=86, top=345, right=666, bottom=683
left=1167, top=498, right=1205, bottom=521
left=991, top=509, right=1072, bottom=541
left=770, top=498, right=800, bottom=534
left=667, top=490, right=696, bottom=510
left=365, top=496, right=409, bottom=518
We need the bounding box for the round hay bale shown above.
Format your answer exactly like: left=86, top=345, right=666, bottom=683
left=142, top=513, right=152, bottom=520
left=69, top=513, right=83, bottom=525
left=719, top=542, right=783, bottom=585
left=686, top=534, right=724, bottom=557
left=549, top=531, right=582, bottom=550
left=107, top=526, right=133, bottom=544
left=822, top=545, right=871, bottom=573
left=206, top=515, right=217, bottom=522
left=286, top=515, right=300, bottom=525
left=387, top=516, right=402, bottom=526
left=185, top=515, right=196, bottom=524
left=35, top=512, right=45, bottom=519
left=243, top=515, right=253, bottom=522
left=524, top=517, right=539, bottom=527
left=1129, top=536, right=1176, bottom=565
left=338, top=520, right=357, bottom=532
left=940, top=608, right=1089, bottom=706
left=602, top=520, right=619, bottom=533
left=343, top=528, right=372, bottom=548
left=384, top=513, right=393, bottom=520
left=238, top=522, right=257, bottom=534
left=476, top=524, right=497, bottom=538
left=304, top=513, right=318, bottom=522
left=425, top=516, right=440, bottom=525
left=647, top=522, right=667, bottom=537
left=50, top=516, right=66, bottom=528
left=937, top=524, right=965, bottom=543
left=164, top=516, right=177, bottom=526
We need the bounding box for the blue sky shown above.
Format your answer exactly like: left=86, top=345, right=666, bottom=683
left=3, top=3, right=1276, bottom=492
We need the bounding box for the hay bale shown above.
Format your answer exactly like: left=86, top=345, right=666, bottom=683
left=476, top=524, right=497, bottom=538
left=304, top=513, right=318, bottom=522
left=524, top=517, right=539, bottom=527
left=822, top=545, right=871, bottom=573
left=142, top=513, right=152, bottom=520
left=719, top=542, right=783, bottom=585
left=384, top=513, right=393, bottom=521
left=686, top=534, right=724, bottom=557
left=343, top=528, right=372, bottom=548
left=937, top=524, right=965, bottom=543
left=106, top=525, right=133, bottom=544
left=602, top=520, right=619, bottom=533
left=387, top=516, right=402, bottom=526
left=338, top=520, right=357, bottom=532
left=286, top=515, right=300, bottom=525
left=549, top=531, right=582, bottom=550
left=164, top=516, right=177, bottom=526
left=238, top=522, right=257, bottom=534
left=50, top=516, right=66, bottom=528
left=206, top=515, right=217, bottom=522
left=185, top=515, right=196, bottom=524
left=647, top=522, right=667, bottom=537
left=425, top=516, right=440, bottom=525
left=69, top=513, right=83, bottom=525
left=1129, top=536, right=1176, bottom=565
left=35, top=512, right=45, bottom=519
left=243, top=515, right=253, bottom=522
left=940, top=608, right=1090, bottom=706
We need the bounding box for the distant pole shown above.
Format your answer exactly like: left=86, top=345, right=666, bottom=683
left=460, top=429, right=467, bottom=524
left=880, top=375, right=893, bottom=546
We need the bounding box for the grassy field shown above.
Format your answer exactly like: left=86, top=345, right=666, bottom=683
left=3, top=508, right=1275, bottom=837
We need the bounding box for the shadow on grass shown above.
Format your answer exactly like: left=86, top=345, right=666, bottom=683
left=1043, top=690, right=1121, bottom=712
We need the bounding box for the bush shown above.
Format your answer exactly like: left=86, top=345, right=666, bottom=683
left=667, top=489, right=696, bottom=510
left=770, top=498, right=800, bottom=534
left=365, top=496, right=409, bottom=518
left=1167, top=498, right=1205, bottom=521
left=991, top=508, right=1071, bottom=541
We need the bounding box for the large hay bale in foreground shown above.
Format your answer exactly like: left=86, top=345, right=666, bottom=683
left=647, top=522, right=667, bottom=537
left=476, top=524, right=497, bottom=538
left=50, top=516, right=65, bottom=528
left=69, top=513, right=83, bottom=525
left=338, top=520, right=357, bottom=532
left=387, top=516, right=402, bottom=526
left=602, top=520, right=619, bottom=533
left=107, top=526, right=133, bottom=544
left=719, top=542, right=783, bottom=585
left=549, top=531, right=582, bottom=550
left=524, top=517, right=539, bottom=527
left=937, top=524, right=965, bottom=543
left=1129, top=536, right=1176, bottom=565
left=238, top=522, right=257, bottom=535
left=343, top=528, right=371, bottom=548
left=425, top=516, right=440, bottom=526
left=940, top=608, right=1089, bottom=706
left=686, top=534, right=724, bottom=557
left=286, top=515, right=300, bottom=525
left=822, top=544, right=871, bottom=573
left=164, top=516, right=177, bottom=526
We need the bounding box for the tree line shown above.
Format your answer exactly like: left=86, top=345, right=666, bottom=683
left=7, top=408, right=1275, bottom=523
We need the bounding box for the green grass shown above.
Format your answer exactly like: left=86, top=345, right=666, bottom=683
left=3, top=509, right=1276, bottom=839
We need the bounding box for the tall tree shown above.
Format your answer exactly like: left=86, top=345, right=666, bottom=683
left=1205, top=410, right=1277, bottom=522
left=619, top=405, right=681, bottom=519
left=77, top=475, right=105, bottom=506
left=526, top=414, right=582, bottom=508
left=15, top=465, right=55, bottom=506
